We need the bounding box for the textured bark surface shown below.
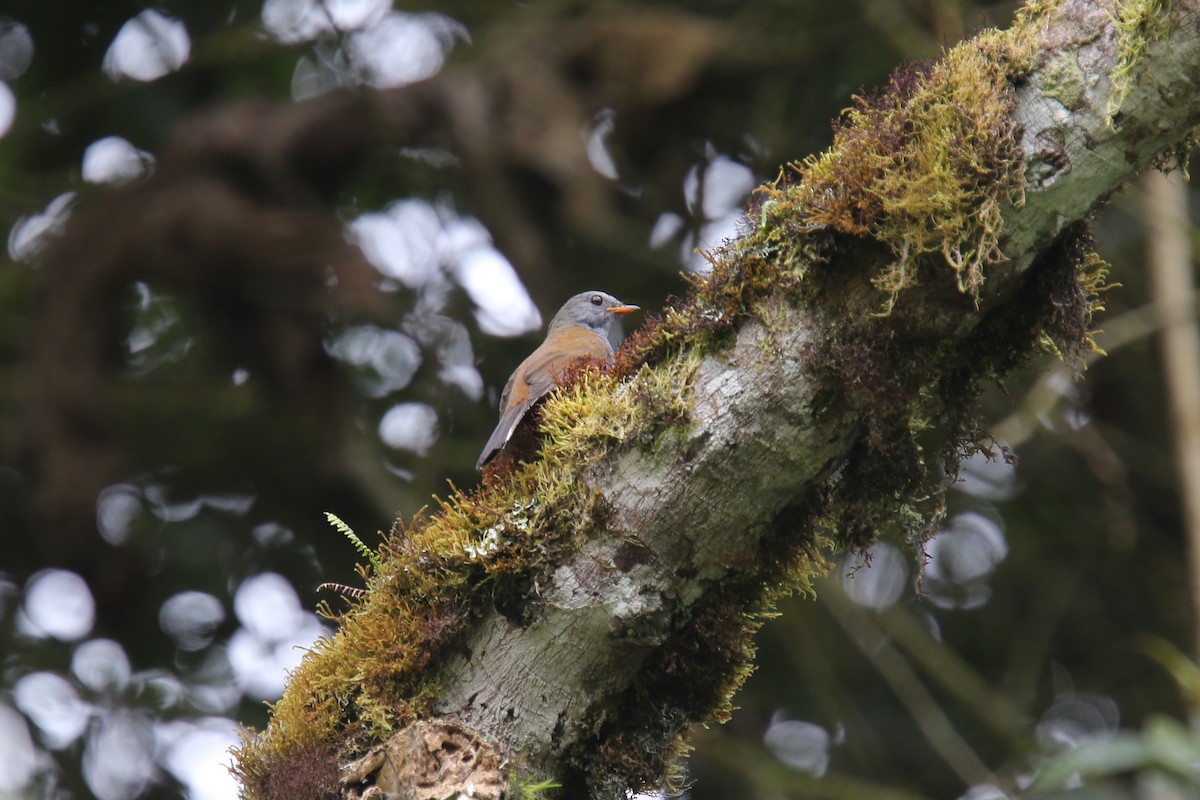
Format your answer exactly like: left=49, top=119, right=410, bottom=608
left=432, top=0, right=1200, bottom=787
left=438, top=312, right=852, bottom=759
left=1007, top=1, right=1199, bottom=262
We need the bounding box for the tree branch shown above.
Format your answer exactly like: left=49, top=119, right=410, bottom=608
left=222, top=0, right=1200, bottom=796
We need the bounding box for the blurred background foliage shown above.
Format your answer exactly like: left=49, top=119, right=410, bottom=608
left=1, top=0, right=1199, bottom=798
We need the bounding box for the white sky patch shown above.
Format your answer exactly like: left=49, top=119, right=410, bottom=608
left=691, top=212, right=742, bottom=259
left=136, top=670, right=186, bottom=710
left=350, top=12, right=463, bottom=88
left=455, top=247, right=542, bottom=337
left=325, top=325, right=422, bottom=397
left=20, top=569, right=95, bottom=641
left=443, top=215, right=540, bottom=337
left=13, top=671, right=91, bottom=749
left=840, top=542, right=908, bottom=611
left=320, top=0, right=390, bottom=30
left=379, top=402, right=439, bottom=454
left=763, top=716, right=831, bottom=776
left=649, top=211, right=684, bottom=249
left=957, top=447, right=1020, bottom=500
left=96, top=484, right=142, bottom=546
left=229, top=573, right=328, bottom=699
left=922, top=512, right=1009, bottom=610
left=261, top=0, right=391, bottom=42
left=288, top=38, right=373, bottom=101
left=271, top=6, right=463, bottom=98
left=350, top=201, right=539, bottom=340
left=349, top=199, right=442, bottom=287
left=585, top=108, right=619, bottom=180
left=82, top=136, right=154, bottom=184
left=700, top=156, right=756, bottom=219
left=103, top=10, right=190, bottom=82
left=159, top=592, right=226, bottom=652
left=403, top=313, right=485, bottom=399
left=0, top=19, right=34, bottom=81
left=82, top=709, right=157, bottom=800
left=0, top=704, right=40, bottom=792
left=441, top=364, right=483, bottom=401
left=928, top=512, right=1008, bottom=584
left=72, top=639, right=131, bottom=694
left=233, top=573, right=306, bottom=643
left=158, top=718, right=241, bottom=800
left=681, top=151, right=757, bottom=272
left=187, top=648, right=242, bottom=714
left=8, top=192, right=75, bottom=262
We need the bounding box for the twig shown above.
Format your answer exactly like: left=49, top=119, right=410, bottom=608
left=1145, top=169, right=1200, bottom=662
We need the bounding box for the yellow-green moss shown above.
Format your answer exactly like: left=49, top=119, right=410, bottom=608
left=1031, top=226, right=1116, bottom=365
left=509, top=775, right=562, bottom=799
left=756, top=20, right=1049, bottom=312
left=232, top=355, right=704, bottom=797
left=537, top=355, right=698, bottom=464
left=1041, top=53, right=1085, bottom=110
left=1108, top=0, right=1174, bottom=121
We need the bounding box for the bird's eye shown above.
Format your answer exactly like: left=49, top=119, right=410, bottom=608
left=590, top=294, right=603, bottom=306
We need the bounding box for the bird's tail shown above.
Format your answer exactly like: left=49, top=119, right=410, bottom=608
left=476, top=405, right=529, bottom=470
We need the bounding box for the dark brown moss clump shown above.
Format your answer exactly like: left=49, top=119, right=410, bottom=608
left=807, top=221, right=1110, bottom=556
left=566, top=515, right=831, bottom=797
left=236, top=740, right=340, bottom=800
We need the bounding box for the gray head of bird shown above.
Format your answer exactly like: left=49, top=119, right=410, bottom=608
left=547, top=291, right=640, bottom=336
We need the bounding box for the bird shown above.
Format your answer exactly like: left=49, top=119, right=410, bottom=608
left=476, top=291, right=640, bottom=470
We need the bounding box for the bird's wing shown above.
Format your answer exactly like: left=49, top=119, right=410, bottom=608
left=519, top=349, right=575, bottom=403
left=477, top=349, right=549, bottom=470
left=519, top=330, right=612, bottom=401
left=497, top=370, right=518, bottom=414
left=476, top=329, right=611, bottom=470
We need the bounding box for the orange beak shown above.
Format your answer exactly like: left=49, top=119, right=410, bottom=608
left=606, top=304, right=640, bottom=315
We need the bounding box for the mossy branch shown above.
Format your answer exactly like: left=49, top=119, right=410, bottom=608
left=1108, top=0, right=1175, bottom=120
left=234, top=1, right=1200, bottom=797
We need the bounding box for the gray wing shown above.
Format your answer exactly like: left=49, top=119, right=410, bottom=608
left=476, top=332, right=611, bottom=469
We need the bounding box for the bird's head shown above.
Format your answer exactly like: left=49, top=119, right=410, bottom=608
left=548, top=291, right=640, bottom=335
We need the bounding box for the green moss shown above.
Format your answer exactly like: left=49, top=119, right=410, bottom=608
left=759, top=25, right=1039, bottom=312
left=1041, top=53, right=1085, bottom=110
left=1108, top=0, right=1174, bottom=121
left=510, top=775, right=562, bottom=799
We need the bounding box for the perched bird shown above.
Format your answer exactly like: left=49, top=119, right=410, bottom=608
left=476, top=291, right=640, bottom=470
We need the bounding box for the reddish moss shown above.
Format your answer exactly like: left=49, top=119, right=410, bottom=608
left=235, top=740, right=340, bottom=800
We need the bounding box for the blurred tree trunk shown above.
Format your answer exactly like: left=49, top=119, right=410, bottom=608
left=1145, top=170, right=1200, bottom=663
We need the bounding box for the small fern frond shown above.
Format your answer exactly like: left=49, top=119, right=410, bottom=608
left=325, top=512, right=382, bottom=569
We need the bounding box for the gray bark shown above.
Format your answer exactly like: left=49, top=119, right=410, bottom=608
left=431, top=0, right=1200, bottom=790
